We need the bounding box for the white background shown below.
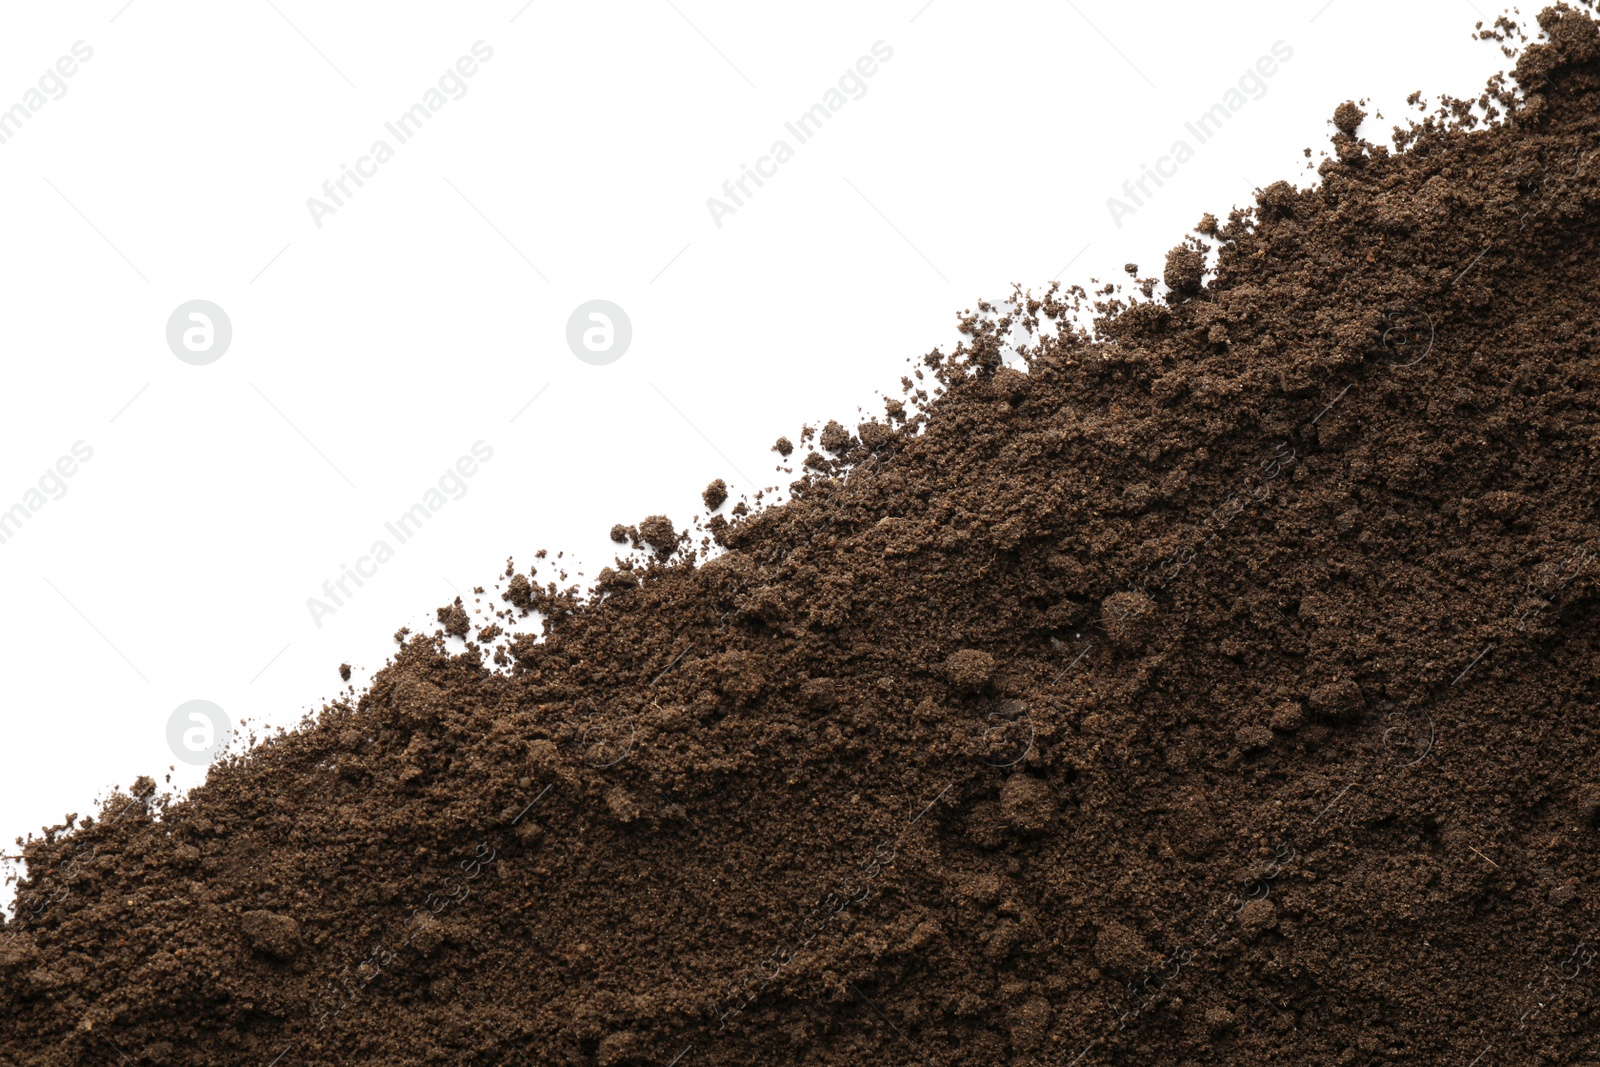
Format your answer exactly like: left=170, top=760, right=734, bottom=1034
left=0, top=0, right=1514, bottom=903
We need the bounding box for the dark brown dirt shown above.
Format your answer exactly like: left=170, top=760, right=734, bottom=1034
left=7, top=8, right=1600, bottom=1065
left=637, top=516, right=681, bottom=557
left=1333, top=100, right=1366, bottom=136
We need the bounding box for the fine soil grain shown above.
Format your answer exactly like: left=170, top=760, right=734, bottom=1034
left=6, top=8, right=1600, bottom=1065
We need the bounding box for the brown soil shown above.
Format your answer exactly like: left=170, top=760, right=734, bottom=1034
left=702, top=480, right=729, bottom=513
left=7, top=8, right=1600, bottom=1065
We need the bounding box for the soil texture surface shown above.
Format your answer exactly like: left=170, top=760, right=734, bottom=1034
left=7, top=8, right=1600, bottom=1065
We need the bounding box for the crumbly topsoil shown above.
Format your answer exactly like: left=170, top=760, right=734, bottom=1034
left=7, top=8, right=1600, bottom=1065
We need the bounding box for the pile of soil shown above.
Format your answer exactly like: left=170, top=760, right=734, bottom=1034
left=7, top=7, right=1600, bottom=1064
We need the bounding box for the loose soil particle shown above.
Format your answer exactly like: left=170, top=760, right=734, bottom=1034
left=702, top=480, right=729, bottom=513
left=6, top=9, right=1600, bottom=1065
